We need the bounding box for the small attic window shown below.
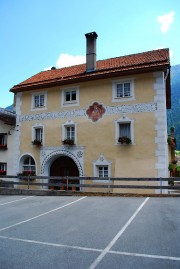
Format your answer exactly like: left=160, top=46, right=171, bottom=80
left=31, top=91, right=47, bottom=111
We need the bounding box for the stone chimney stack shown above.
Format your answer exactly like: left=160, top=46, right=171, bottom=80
left=85, top=32, right=98, bottom=72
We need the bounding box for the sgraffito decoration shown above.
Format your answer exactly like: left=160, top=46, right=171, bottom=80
left=86, top=102, right=106, bottom=122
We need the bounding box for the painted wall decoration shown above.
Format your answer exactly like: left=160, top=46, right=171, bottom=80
left=19, top=102, right=157, bottom=122
left=86, top=102, right=106, bottom=122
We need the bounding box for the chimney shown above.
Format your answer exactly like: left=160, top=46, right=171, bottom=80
left=85, top=32, right=98, bottom=72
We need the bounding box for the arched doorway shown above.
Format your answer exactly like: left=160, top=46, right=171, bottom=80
left=50, top=156, right=79, bottom=190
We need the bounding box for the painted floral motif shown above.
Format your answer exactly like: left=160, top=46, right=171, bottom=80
left=86, top=102, right=106, bottom=122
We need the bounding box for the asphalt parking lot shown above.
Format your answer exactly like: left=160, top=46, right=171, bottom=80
left=0, top=195, right=180, bottom=269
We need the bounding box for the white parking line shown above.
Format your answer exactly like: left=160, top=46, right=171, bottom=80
left=0, top=196, right=34, bottom=206
left=0, top=235, right=102, bottom=253
left=109, top=250, right=180, bottom=261
left=0, top=234, right=179, bottom=262
left=88, top=197, right=149, bottom=269
left=0, top=196, right=87, bottom=232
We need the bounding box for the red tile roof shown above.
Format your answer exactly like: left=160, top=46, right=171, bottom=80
left=10, top=48, right=170, bottom=93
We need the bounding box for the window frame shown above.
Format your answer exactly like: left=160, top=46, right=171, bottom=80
left=61, top=86, right=79, bottom=107
left=98, top=166, right=109, bottom=177
left=23, top=157, right=36, bottom=174
left=62, top=120, right=77, bottom=145
left=115, top=116, right=134, bottom=145
left=112, top=78, right=135, bottom=102
left=32, top=124, right=44, bottom=145
left=0, top=133, right=7, bottom=149
left=0, top=162, right=7, bottom=175
left=35, top=127, right=43, bottom=142
left=31, top=91, right=47, bottom=111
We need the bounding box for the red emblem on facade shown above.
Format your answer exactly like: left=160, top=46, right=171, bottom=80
left=86, top=102, right=106, bottom=122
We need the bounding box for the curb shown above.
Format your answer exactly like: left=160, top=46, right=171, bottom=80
left=0, top=188, right=180, bottom=197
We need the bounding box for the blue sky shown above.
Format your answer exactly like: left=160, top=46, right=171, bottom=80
left=0, top=0, right=179, bottom=108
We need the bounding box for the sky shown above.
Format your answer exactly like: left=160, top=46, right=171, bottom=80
left=0, top=0, right=179, bottom=108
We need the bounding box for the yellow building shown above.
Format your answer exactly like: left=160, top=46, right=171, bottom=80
left=10, top=32, right=171, bottom=193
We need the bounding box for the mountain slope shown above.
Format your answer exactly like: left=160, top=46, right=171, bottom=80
left=167, top=64, right=180, bottom=150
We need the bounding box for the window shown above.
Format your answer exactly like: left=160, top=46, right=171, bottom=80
left=98, top=166, right=109, bottom=177
left=35, top=95, right=44, bottom=107
left=23, top=157, right=36, bottom=175
left=66, top=126, right=75, bottom=141
left=31, top=92, right=47, bottom=110
left=112, top=79, right=134, bottom=102
left=93, top=154, right=111, bottom=181
left=119, top=123, right=131, bottom=138
left=117, top=83, right=131, bottom=98
left=65, top=90, right=76, bottom=102
left=0, top=133, right=7, bottom=149
left=35, top=127, right=43, bottom=142
left=62, top=120, right=77, bottom=145
left=0, top=162, right=7, bottom=175
left=115, top=116, right=134, bottom=145
left=61, top=87, right=79, bottom=107
left=32, top=125, right=44, bottom=146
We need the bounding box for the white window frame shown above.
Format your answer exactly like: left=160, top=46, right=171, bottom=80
left=115, top=115, right=134, bottom=145
left=93, top=154, right=111, bottom=182
left=0, top=162, right=7, bottom=173
left=61, top=86, right=79, bottom=107
left=31, top=91, right=47, bottom=111
left=98, top=166, right=109, bottom=177
left=23, top=156, right=36, bottom=173
left=112, top=78, right=135, bottom=102
left=32, top=124, right=44, bottom=144
left=62, top=120, right=77, bottom=144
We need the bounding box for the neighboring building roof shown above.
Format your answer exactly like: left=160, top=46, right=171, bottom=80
left=10, top=48, right=171, bottom=108
left=0, top=108, right=16, bottom=126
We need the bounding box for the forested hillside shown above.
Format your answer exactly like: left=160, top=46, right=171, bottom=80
left=167, top=64, right=180, bottom=150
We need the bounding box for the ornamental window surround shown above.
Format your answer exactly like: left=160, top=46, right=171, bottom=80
left=62, top=120, right=77, bottom=144
left=93, top=154, right=112, bottom=182
left=115, top=115, right=134, bottom=145
left=112, top=78, right=135, bottom=102
left=32, top=124, right=44, bottom=144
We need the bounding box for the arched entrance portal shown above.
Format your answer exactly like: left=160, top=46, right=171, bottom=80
left=50, top=156, right=79, bottom=190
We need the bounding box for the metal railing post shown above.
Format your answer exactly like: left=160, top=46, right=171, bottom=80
left=160, top=177, right=162, bottom=194
left=108, top=177, right=111, bottom=192
left=28, top=175, right=30, bottom=190
left=67, top=176, right=68, bottom=191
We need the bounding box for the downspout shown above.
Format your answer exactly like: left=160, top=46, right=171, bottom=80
left=164, top=68, right=169, bottom=81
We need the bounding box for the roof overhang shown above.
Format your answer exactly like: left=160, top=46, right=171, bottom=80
left=10, top=64, right=171, bottom=109
left=0, top=109, right=16, bottom=126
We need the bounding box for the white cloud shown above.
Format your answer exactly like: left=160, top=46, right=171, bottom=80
left=43, top=66, right=53, bottom=71
left=157, top=11, right=175, bottom=33
left=170, top=49, right=173, bottom=59
left=56, top=53, right=86, bottom=68
left=43, top=53, right=86, bottom=71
